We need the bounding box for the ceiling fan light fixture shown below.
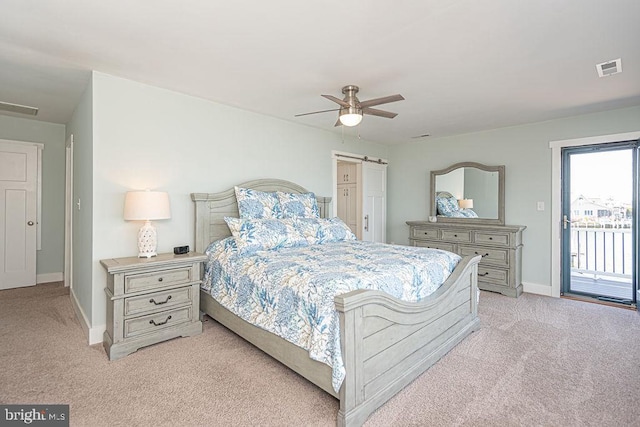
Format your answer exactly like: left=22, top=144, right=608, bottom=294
left=339, top=107, right=363, bottom=127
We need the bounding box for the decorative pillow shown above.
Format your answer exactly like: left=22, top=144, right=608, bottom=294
left=436, top=196, right=460, bottom=217
left=224, top=217, right=307, bottom=255
left=295, top=217, right=356, bottom=244
left=234, top=186, right=282, bottom=219
left=277, top=191, right=320, bottom=218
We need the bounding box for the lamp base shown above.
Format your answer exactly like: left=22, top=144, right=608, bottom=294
left=137, top=220, right=158, bottom=258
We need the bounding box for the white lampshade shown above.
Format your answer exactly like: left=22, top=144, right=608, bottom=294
left=124, top=191, right=171, bottom=221
left=339, top=106, right=363, bottom=127
left=124, top=191, right=171, bottom=258
left=458, top=199, right=474, bottom=209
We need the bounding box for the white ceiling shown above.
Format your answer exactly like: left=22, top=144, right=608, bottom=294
left=1, top=0, right=639, bottom=144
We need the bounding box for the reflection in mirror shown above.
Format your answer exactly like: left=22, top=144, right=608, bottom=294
left=430, top=162, right=505, bottom=225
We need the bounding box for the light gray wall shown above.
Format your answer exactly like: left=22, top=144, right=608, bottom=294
left=464, top=168, right=498, bottom=218
left=65, top=77, right=94, bottom=323
left=89, top=72, right=388, bottom=332
left=435, top=167, right=464, bottom=198
left=387, top=105, right=640, bottom=292
left=0, top=115, right=65, bottom=277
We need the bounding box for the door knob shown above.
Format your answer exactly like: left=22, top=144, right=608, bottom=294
left=27, top=221, right=34, bottom=226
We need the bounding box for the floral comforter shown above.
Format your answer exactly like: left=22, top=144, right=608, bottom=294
left=202, top=238, right=461, bottom=392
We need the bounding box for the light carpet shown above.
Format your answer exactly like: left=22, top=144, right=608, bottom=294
left=1, top=282, right=638, bottom=426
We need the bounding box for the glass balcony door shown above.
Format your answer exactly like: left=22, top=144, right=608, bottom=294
left=561, top=141, right=638, bottom=306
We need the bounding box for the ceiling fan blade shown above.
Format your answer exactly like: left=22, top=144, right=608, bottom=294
left=334, top=118, right=342, bottom=127
left=321, top=94, right=351, bottom=108
left=359, top=94, right=404, bottom=108
left=363, top=107, right=397, bottom=119
left=295, top=108, right=340, bottom=117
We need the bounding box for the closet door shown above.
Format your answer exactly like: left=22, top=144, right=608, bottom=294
left=361, top=162, right=387, bottom=243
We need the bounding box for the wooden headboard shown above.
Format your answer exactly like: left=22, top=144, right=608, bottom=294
left=190, top=178, right=332, bottom=253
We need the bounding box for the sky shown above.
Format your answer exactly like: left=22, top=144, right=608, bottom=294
left=570, top=149, right=633, bottom=204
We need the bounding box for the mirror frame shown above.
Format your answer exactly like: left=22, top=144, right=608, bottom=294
left=430, top=162, right=505, bottom=226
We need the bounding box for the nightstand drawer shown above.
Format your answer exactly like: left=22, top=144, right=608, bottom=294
left=124, top=286, right=192, bottom=317
left=411, top=227, right=439, bottom=240
left=124, top=306, right=193, bottom=338
left=413, top=240, right=455, bottom=252
left=125, top=268, right=192, bottom=294
left=459, top=246, right=509, bottom=267
left=441, top=230, right=471, bottom=242
left=478, top=266, right=508, bottom=286
left=475, top=231, right=510, bottom=246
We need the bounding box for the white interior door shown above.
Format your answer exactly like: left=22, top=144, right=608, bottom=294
left=0, top=141, right=38, bottom=289
left=361, top=162, right=387, bottom=243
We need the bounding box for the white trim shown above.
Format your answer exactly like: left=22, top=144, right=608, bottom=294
left=70, top=288, right=105, bottom=345
left=36, top=147, right=42, bottom=250
left=549, top=131, right=640, bottom=298
left=64, top=135, right=74, bottom=289
left=36, top=272, right=63, bottom=284
left=522, top=282, right=553, bottom=297
left=89, top=324, right=106, bottom=345
left=70, top=289, right=90, bottom=340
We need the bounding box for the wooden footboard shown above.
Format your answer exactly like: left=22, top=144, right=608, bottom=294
left=334, top=255, right=480, bottom=426
left=200, top=255, right=480, bottom=427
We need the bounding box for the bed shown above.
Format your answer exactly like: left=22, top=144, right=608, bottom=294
left=191, top=179, right=481, bottom=426
left=436, top=191, right=479, bottom=218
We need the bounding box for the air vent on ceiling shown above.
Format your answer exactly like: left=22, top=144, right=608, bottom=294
left=596, top=58, right=622, bottom=77
left=0, top=101, right=39, bottom=116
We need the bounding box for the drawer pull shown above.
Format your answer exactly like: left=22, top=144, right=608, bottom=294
left=454, top=234, right=458, bottom=237
left=157, top=277, right=164, bottom=282
left=149, top=295, right=172, bottom=305
left=475, top=251, right=490, bottom=257
left=149, top=315, right=172, bottom=326
left=479, top=272, right=490, bottom=276
left=489, top=237, right=493, bottom=240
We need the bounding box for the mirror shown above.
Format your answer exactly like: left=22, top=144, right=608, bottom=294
left=430, top=162, right=505, bottom=225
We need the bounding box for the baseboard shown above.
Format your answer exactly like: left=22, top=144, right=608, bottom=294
left=522, top=282, right=553, bottom=297
left=69, top=289, right=105, bottom=345
left=37, top=272, right=63, bottom=284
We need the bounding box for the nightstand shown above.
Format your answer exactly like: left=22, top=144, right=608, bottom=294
left=100, top=252, right=208, bottom=360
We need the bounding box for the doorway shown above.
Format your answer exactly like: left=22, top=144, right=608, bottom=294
left=332, top=151, right=388, bottom=243
left=561, top=141, right=638, bottom=305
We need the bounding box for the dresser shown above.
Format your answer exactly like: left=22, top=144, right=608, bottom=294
left=101, top=252, right=207, bottom=360
left=406, top=221, right=526, bottom=297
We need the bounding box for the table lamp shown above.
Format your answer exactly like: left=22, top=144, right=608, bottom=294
left=124, top=190, right=171, bottom=258
left=458, top=199, right=474, bottom=209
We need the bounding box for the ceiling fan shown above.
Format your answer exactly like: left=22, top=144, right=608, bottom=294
left=295, top=85, right=404, bottom=127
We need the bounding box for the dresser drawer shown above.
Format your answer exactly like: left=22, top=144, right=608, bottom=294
left=459, top=245, right=509, bottom=267
left=124, top=286, right=192, bottom=317
left=411, top=227, right=439, bottom=240
left=124, top=306, right=193, bottom=338
left=125, top=267, right=192, bottom=294
left=475, top=231, right=510, bottom=246
left=413, top=240, right=455, bottom=252
left=441, top=230, right=471, bottom=242
left=478, top=266, right=508, bottom=286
